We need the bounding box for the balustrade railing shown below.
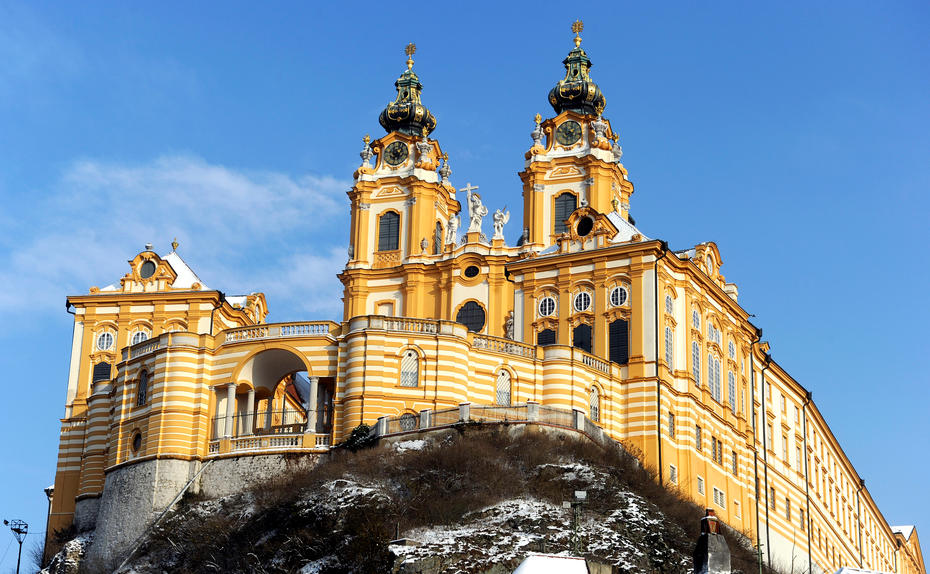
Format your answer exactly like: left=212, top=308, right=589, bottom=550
left=472, top=335, right=537, bottom=358
left=223, top=321, right=335, bottom=343
left=382, top=317, right=439, bottom=334
left=580, top=351, right=611, bottom=374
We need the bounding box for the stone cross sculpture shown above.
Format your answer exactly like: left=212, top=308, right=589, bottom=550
left=462, top=183, right=486, bottom=233
left=446, top=214, right=459, bottom=244
left=492, top=207, right=510, bottom=240
left=692, top=508, right=731, bottom=574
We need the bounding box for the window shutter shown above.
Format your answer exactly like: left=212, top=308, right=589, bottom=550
left=573, top=323, right=593, bottom=354
left=537, top=329, right=556, bottom=346
left=92, top=362, right=112, bottom=383
left=609, top=319, right=628, bottom=364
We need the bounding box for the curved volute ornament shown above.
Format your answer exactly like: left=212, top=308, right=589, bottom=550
left=378, top=43, right=438, bottom=136
left=548, top=20, right=606, bottom=116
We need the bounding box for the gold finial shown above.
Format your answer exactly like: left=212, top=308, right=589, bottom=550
left=441, top=152, right=448, bottom=161
left=422, top=126, right=429, bottom=138
left=572, top=19, right=583, bottom=47
left=405, top=42, right=416, bottom=69
left=534, top=113, right=542, bottom=124
left=171, top=237, right=179, bottom=251
left=363, top=134, right=370, bottom=144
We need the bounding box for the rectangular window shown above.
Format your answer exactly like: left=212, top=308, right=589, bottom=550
left=669, top=464, right=678, bottom=484
left=796, top=446, right=803, bottom=472
left=711, top=436, right=717, bottom=463
left=781, top=393, right=786, bottom=413
left=734, top=500, right=741, bottom=518
left=696, top=425, right=702, bottom=451
left=697, top=476, right=705, bottom=495
left=668, top=412, right=675, bottom=438
left=800, top=509, right=806, bottom=530
left=665, top=326, right=674, bottom=368
left=767, top=423, right=774, bottom=450
left=786, top=498, right=792, bottom=521
left=731, top=451, right=738, bottom=476
left=692, top=341, right=701, bottom=385
left=782, top=434, right=788, bottom=462
left=770, top=486, right=776, bottom=509
left=713, top=487, right=726, bottom=508
left=795, top=406, right=801, bottom=425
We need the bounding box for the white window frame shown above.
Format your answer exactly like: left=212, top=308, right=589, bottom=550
left=573, top=291, right=592, bottom=312
left=665, top=326, right=674, bottom=368
left=713, top=487, right=726, bottom=508
left=400, top=350, right=419, bottom=387
left=692, top=341, right=701, bottom=385
left=131, top=330, right=149, bottom=346
left=697, top=475, right=705, bottom=495
left=538, top=296, right=556, bottom=317
left=609, top=286, right=628, bottom=307
left=589, top=386, right=600, bottom=422
left=495, top=370, right=512, bottom=406
left=96, top=331, right=114, bottom=351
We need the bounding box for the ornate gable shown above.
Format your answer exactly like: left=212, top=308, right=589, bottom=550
left=555, top=206, right=618, bottom=253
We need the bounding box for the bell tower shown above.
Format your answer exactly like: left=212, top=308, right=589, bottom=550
left=341, top=44, right=461, bottom=319
left=519, top=21, right=634, bottom=250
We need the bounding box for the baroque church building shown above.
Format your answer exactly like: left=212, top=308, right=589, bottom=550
left=48, top=25, right=924, bottom=574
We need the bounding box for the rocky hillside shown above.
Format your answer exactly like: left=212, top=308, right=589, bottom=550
left=50, top=425, right=777, bottom=573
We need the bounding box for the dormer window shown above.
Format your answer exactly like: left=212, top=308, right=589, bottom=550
left=139, top=260, right=157, bottom=279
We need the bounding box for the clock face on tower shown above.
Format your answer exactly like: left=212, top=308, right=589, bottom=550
left=383, top=141, right=409, bottom=166
left=555, top=120, right=582, bottom=146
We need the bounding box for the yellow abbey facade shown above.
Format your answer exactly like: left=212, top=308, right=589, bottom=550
left=48, top=27, right=924, bottom=574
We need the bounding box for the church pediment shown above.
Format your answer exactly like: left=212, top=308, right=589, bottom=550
left=555, top=207, right=618, bottom=253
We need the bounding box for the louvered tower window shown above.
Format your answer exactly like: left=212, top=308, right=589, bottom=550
left=554, top=192, right=577, bottom=234
left=378, top=211, right=400, bottom=251
left=92, top=362, right=112, bottom=384
left=495, top=370, right=512, bottom=406
left=609, top=319, right=629, bottom=364
left=434, top=221, right=443, bottom=254
left=400, top=350, right=419, bottom=387
left=537, top=329, right=556, bottom=346
left=573, top=323, right=592, bottom=353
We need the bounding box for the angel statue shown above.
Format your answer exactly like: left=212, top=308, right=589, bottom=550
left=464, top=183, right=487, bottom=233
left=446, top=214, right=459, bottom=244
left=492, top=207, right=510, bottom=240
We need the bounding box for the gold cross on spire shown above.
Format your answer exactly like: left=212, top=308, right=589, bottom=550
left=405, top=42, right=416, bottom=70
left=572, top=19, right=583, bottom=47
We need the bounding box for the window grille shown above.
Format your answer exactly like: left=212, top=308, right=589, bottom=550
left=573, top=323, right=592, bottom=353
left=378, top=211, right=400, bottom=251
left=665, top=295, right=673, bottom=315
left=433, top=221, right=443, bottom=254
left=96, top=332, right=114, bottom=351
left=92, top=362, right=112, bottom=383
left=573, top=292, right=591, bottom=312
left=669, top=464, right=678, bottom=484
left=692, top=342, right=701, bottom=385
left=400, top=351, right=419, bottom=387
left=537, top=328, right=556, bottom=346
left=728, top=371, right=737, bottom=414
left=399, top=413, right=417, bottom=431
left=496, top=370, right=512, bottom=406
left=456, top=301, right=486, bottom=333
left=668, top=412, right=675, bottom=438
left=137, top=370, right=148, bottom=406
left=554, top=193, right=577, bottom=234
left=589, top=386, right=600, bottom=422
left=665, top=327, right=674, bottom=368
left=609, top=286, right=628, bottom=307
left=732, top=451, right=738, bottom=476
left=609, top=319, right=628, bottom=364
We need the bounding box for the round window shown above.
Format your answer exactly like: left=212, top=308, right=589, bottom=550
left=464, top=265, right=480, bottom=278
left=573, top=292, right=592, bottom=312
left=140, top=260, right=157, bottom=279
left=455, top=301, right=486, bottom=333
left=576, top=216, right=594, bottom=237
left=538, top=296, right=556, bottom=317
left=96, top=332, right=114, bottom=351
left=131, top=331, right=149, bottom=345
left=132, top=432, right=142, bottom=453
left=609, top=286, right=628, bottom=307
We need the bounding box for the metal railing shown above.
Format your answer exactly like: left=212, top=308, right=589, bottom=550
left=211, top=407, right=308, bottom=440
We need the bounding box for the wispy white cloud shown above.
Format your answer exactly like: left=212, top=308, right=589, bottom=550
left=0, top=155, right=351, bottom=321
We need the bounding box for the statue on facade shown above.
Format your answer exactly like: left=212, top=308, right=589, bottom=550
left=463, top=183, right=486, bottom=233
left=358, top=134, right=374, bottom=173
left=446, top=214, right=459, bottom=244
left=611, top=133, right=623, bottom=163
left=530, top=113, right=545, bottom=154
left=439, top=152, right=452, bottom=186
left=492, top=207, right=510, bottom=240
left=504, top=310, right=515, bottom=340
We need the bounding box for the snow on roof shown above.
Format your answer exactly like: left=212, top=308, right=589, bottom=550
left=512, top=554, right=589, bottom=574
left=163, top=251, right=208, bottom=290
left=606, top=211, right=649, bottom=243
left=893, top=525, right=915, bottom=540
left=835, top=567, right=895, bottom=574
left=226, top=295, right=248, bottom=308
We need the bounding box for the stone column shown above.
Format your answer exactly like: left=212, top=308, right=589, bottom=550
left=419, top=409, right=432, bottom=429
left=527, top=401, right=539, bottom=422
left=224, top=383, right=236, bottom=438
left=246, top=388, right=256, bottom=436
left=305, top=376, right=319, bottom=433
left=459, top=402, right=471, bottom=422
left=264, top=398, right=273, bottom=431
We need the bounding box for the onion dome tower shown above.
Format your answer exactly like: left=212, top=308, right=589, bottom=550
left=547, top=20, right=606, bottom=116
left=378, top=43, right=438, bottom=136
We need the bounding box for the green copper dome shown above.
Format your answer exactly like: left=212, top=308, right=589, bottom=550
left=548, top=27, right=606, bottom=116
left=379, top=44, right=438, bottom=137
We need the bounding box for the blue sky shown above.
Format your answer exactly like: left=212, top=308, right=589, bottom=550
left=0, top=1, right=927, bottom=569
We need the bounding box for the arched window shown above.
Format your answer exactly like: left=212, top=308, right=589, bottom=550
left=131, top=331, right=149, bottom=345
left=137, top=370, right=149, bottom=406
left=537, top=329, right=556, bottom=346
left=456, top=301, right=486, bottom=332
left=378, top=211, right=400, bottom=251
left=665, top=326, right=674, bottom=368
left=433, top=221, right=443, bottom=255
left=609, top=319, right=628, bottom=364
left=708, top=354, right=721, bottom=401
left=728, top=371, right=737, bottom=414
left=495, top=370, right=512, bottom=406
left=589, top=386, right=600, bottom=422
left=400, top=350, right=419, bottom=387
left=573, top=323, right=592, bottom=353
left=692, top=342, right=701, bottom=385
left=554, top=192, right=577, bottom=234
left=665, top=295, right=673, bottom=315
left=692, top=309, right=701, bottom=329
